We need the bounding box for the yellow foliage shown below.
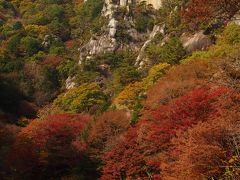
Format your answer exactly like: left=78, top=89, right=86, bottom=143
left=25, top=25, right=49, bottom=38
left=142, top=63, right=171, bottom=88
left=54, top=83, right=107, bottom=113
left=114, top=81, right=144, bottom=110
left=114, top=63, right=170, bottom=110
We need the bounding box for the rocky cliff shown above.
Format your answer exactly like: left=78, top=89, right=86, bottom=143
left=79, top=0, right=164, bottom=63
left=91, top=0, right=162, bottom=9
left=72, top=0, right=218, bottom=89
left=79, top=0, right=145, bottom=65
left=140, top=0, right=162, bottom=9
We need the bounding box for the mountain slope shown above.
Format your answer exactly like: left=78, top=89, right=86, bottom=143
left=0, top=0, right=240, bottom=179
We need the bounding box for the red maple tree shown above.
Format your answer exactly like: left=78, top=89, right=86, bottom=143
left=7, top=114, right=91, bottom=178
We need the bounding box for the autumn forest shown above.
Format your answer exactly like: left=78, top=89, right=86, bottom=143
left=0, top=0, right=240, bottom=179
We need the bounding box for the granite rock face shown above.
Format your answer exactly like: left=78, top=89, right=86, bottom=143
left=65, top=76, right=76, bottom=90
left=79, top=0, right=117, bottom=64
left=95, top=0, right=162, bottom=9
left=108, top=18, right=118, bottom=37
left=79, top=35, right=118, bottom=65
left=141, top=0, right=162, bottom=9
left=135, top=25, right=165, bottom=67
left=181, top=31, right=214, bottom=53
left=78, top=0, right=163, bottom=66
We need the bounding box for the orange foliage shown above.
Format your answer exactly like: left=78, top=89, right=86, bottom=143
left=64, top=40, right=78, bottom=49
left=143, top=59, right=215, bottom=114
left=87, top=110, right=131, bottom=159
left=163, top=110, right=240, bottom=180
left=41, top=55, right=62, bottom=67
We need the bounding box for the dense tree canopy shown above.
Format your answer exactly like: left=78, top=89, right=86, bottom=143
left=7, top=114, right=92, bottom=179
left=101, top=86, right=240, bottom=179
left=182, top=0, right=240, bottom=30
left=54, top=83, right=109, bottom=114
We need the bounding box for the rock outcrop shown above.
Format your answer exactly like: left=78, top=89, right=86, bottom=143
left=79, top=0, right=147, bottom=65
left=108, top=18, right=118, bottom=37
left=79, top=36, right=118, bottom=65
left=101, top=0, right=162, bottom=9
left=141, top=0, right=162, bottom=9
left=232, top=13, right=240, bottom=25
left=79, top=0, right=163, bottom=64
left=135, top=25, right=165, bottom=67
left=181, top=31, right=214, bottom=53
left=65, top=76, right=76, bottom=90
left=78, top=0, right=164, bottom=67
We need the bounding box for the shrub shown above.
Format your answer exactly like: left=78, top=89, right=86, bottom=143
left=115, top=21, right=132, bottom=43
left=222, top=23, right=240, bottom=44
left=114, top=63, right=170, bottom=111
left=146, top=37, right=186, bottom=64
left=7, top=34, right=22, bottom=54
left=182, top=24, right=240, bottom=62
left=135, top=15, right=154, bottom=33
left=71, top=0, right=104, bottom=42
left=110, top=65, right=141, bottom=94
left=54, top=83, right=108, bottom=114
left=157, top=0, right=182, bottom=32
left=25, top=25, right=49, bottom=38
left=49, top=46, right=65, bottom=55
left=44, top=4, right=64, bottom=21
left=75, top=71, right=100, bottom=85
left=21, top=36, right=41, bottom=56
left=12, top=21, right=23, bottom=30
left=47, top=19, right=70, bottom=40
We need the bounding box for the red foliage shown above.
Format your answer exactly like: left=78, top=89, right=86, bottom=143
left=0, top=123, right=20, bottom=177
left=101, top=86, right=238, bottom=179
left=7, top=114, right=91, bottom=178
left=64, top=40, right=78, bottom=49
left=101, top=124, right=151, bottom=179
left=182, top=0, right=240, bottom=29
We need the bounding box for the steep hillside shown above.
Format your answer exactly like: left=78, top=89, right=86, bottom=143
left=0, top=0, right=240, bottom=179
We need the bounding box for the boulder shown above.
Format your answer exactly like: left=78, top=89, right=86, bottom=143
left=140, top=0, right=162, bottom=9
left=181, top=31, right=214, bottom=53
left=103, top=0, right=162, bottom=10
left=232, top=13, right=240, bottom=25
left=66, top=76, right=76, bottom=90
